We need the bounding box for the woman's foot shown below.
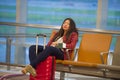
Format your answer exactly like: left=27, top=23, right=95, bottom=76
left=21, top=65, right=36, bottom=77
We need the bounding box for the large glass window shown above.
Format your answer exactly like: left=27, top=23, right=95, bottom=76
left=0, top=0, right=16, bottom=63
left=0, top=0, right=16, bottom=22
left=107, top=0, right=120, bottom=30
left=27, top=0, right=98, bottom=28
left=0, top=0, right=120, bottom=64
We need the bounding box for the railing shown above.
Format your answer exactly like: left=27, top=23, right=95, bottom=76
left=0, top=22, right=120, bottom=34
left=0, top=33, right=47, bottom=70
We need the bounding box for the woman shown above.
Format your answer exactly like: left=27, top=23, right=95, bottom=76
left=21, top=18, right=78, bottom=77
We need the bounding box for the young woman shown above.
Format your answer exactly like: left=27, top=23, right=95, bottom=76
left=21, top=18, right=78, bottom=77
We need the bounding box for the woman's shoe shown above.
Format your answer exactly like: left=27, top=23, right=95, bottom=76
left=21, top=65, right=36, bottom=77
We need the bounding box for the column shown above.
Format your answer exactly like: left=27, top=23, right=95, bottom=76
left=15, top=0, right=27, bottom=64
left=96, top=0, right=108, bottom=29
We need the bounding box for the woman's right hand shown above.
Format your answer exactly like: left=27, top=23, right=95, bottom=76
left=51, top=42, right=58, bottom=47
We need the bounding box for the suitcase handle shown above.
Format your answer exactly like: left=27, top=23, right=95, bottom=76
left=36, top=33, right=47, bottom=55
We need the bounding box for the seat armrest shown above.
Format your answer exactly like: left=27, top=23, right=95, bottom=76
left=72, top=48, right=79, bottom=61
left=100, top=52, right=109, bottom=64
left=65, top=49, right=71, bottom=60
left=65, top=48, right=78, bottom=61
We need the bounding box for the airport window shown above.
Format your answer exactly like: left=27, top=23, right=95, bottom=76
left=27, top=0, right=98, bottom=28
left=107, top=0, right=120, bottom=30
left=0, top=0, right=120, bottom=64
left=0, top=0, right=16, bottom=22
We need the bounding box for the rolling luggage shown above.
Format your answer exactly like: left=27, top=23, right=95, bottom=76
left=29, top=34, right=56, bottom=80
left=29, top=56, right=55, bottom=80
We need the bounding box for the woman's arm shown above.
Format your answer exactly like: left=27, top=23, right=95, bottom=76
left=47, top=31, right=57, bottom=46
left=65, top=32, right=78, bottom=49
left=56, top=32, right=78, bottom=49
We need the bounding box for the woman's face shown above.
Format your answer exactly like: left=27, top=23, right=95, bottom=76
left=62, top=20, right=70, bottom=31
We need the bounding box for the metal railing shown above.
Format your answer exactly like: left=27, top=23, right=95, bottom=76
left=0, top=22, right=120, bottom=35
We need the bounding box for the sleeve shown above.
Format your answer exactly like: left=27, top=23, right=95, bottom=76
left=47, top=39, right=53, bottom=46
left=47, top=32, right=58, bottom=46
left=64, top=32, right=78, bottom=49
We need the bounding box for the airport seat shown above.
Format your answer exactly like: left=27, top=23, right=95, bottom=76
left=77, top=33, right=112, bottom=64
left=62, top=33, right=112, bottom=65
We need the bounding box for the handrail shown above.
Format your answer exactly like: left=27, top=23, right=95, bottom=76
left=0, top=33, right=47, bottom=38
left=0, top=33, right=47, bottom=70
left=0, top=22, right=120, bottom=35
left=0, top=22, right=59, bottom=29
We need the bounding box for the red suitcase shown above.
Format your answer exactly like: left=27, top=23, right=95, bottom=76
left=29, top=56, right=56, bottom=80
left=30, top=34, right=56, bottom=80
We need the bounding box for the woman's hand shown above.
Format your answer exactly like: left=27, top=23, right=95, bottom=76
left=51, top=42, right=58, bottom=47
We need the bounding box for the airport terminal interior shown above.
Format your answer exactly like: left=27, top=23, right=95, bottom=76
left=0, top=0, right=120, bottom=80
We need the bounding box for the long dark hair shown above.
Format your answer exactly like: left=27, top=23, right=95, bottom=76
left=53, top=18, right=78, bottom=42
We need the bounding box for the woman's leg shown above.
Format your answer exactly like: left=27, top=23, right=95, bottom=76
left=21, top=46, right=63, bottom=76
left=29, top=45, right=43, bottom=65
left=30, top=46, right=64, bottom=68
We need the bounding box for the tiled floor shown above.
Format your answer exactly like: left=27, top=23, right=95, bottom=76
left=0, top=65, right=113, bottom=80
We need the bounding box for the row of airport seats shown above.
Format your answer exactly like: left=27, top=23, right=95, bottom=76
left=50, top=30, right=120, bottom=80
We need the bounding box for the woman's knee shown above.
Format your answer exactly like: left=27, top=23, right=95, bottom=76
left=45, top=46, right=54, bottom=51
left=29, top=45, right=36, bottom=51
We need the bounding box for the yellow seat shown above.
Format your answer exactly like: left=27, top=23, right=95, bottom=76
left=62, top=33, right=112, bottom=67
left=77, top=33, right=112, bottom=64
